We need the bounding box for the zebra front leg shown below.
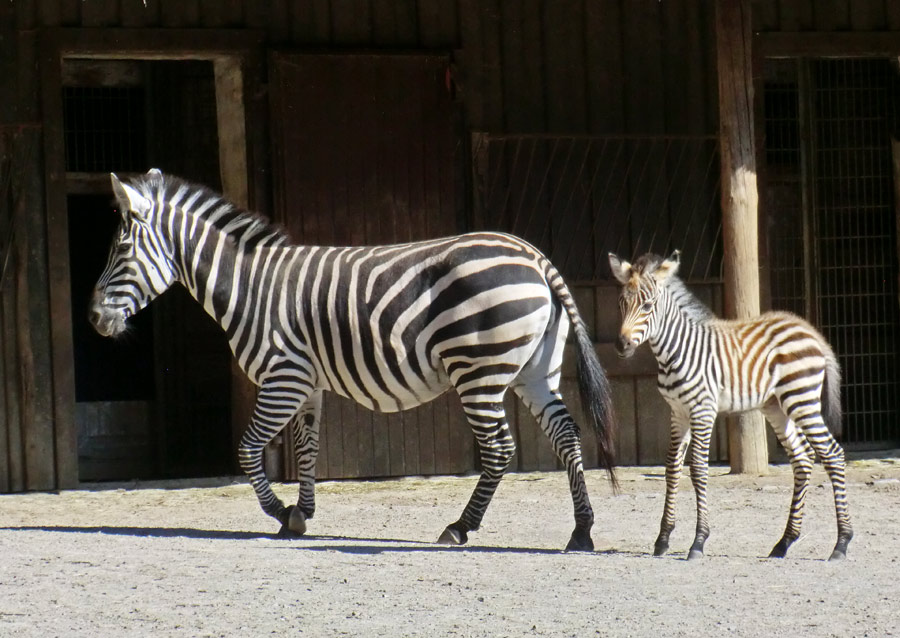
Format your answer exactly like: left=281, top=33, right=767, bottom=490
left=284, top=391, right=323, bottom=537
left=437, top=400, right=516, bottom=546
left=238, top=384, right=310, bottom=534
left=654, top=419, right=690, bottom=556
left=686, top=410, right=716, bottom=560
left=763, top=405, right=814, bottom=558
left=797, top=416, right=853, bottom=560
left=514, top=382, right=595, bottom=551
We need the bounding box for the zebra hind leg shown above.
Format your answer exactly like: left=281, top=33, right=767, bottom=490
left=685, top=411, right=716, bottom=560
left=437, top=398, right=516, bottom=546
left=282, top=391, right=324, bottom=537
left=237, top=385, right=309, bottom=535
left=794, top=411, right=853, bottom=560
left=514, top=381, right=596, bottom=551
left=763, top=405, right=814, bottom=559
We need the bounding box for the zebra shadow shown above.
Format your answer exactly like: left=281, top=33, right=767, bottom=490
left=0, top=525, right=575, bottom=555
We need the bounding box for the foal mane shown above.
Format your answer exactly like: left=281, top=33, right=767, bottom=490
left=126, top=172, right=292, bottom=248
left=634, top=252, right=716, bottom=323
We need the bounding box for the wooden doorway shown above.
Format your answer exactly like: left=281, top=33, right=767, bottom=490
left=63, top=59, right=233, bottom=480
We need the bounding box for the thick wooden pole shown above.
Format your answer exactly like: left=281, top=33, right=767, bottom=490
left=716, top=0, right=768, bottom=474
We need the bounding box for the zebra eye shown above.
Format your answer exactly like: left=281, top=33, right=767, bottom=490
left=642, top=302, right=653, bottom=312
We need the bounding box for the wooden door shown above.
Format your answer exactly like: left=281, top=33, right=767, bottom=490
left=270, top=52, right=472, bottom=479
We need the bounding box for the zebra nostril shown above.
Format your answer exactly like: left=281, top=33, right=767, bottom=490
left=89, top=308, right=103, bottom=327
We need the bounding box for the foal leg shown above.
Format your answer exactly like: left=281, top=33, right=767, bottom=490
left=514, top=380, right=596, bottom=551
left=438, top=392, right=516, bottom=546
left=237, top=383, right=310, bottom=533
left=282, top=390, right=323, bottom=537
left=686, top=406, right=716, bottom=560
left=763, top=404, right=814, bottom=558
left=654, top=415, right=690, bottom=556
left=794, top=409, right=853, bottom=560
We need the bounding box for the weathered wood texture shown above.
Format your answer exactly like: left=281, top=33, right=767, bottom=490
left=14, top=0, right=892, bottom=487
left=717, top=0, right=767, bottom=474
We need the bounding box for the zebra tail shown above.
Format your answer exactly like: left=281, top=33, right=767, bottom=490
left=547, top=265, right=619, bottom=491
left=822, top=349, right=843, bottom=438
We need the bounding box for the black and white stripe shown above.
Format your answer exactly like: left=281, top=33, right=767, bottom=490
left=90, top=169, right=617, bottom=550
left=609, top=250, right=852, bottom=560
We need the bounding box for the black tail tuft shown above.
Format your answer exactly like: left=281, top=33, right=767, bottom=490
left=573, top=322, right=619, bottom=491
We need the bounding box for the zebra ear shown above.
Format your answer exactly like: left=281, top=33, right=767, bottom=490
left=110, top=173, right=151, bottom=218
left=608, top=253, right=632, bottom=285
left=146, top=168, right=162, bottom=177
left=654, top=250, right=682, bottom=282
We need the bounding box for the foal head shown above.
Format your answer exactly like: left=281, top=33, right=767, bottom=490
left=607, top=250, right=681, bottom=357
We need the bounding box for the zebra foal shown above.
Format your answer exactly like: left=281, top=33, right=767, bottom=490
left=608, top=250, right=852, bottom=561
left=88, top=169, right=618, bottom=551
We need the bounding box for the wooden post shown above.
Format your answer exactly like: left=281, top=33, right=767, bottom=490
left=716, top=0, right=768, bottom=474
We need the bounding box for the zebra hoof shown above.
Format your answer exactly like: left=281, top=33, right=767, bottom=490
left=828, top=549, right=847, bottom=561
left=686, top=548, right=704, bottom=561
left=565, top=530, right=594, bottom=552
left=277, top=506, right=307, bottom=538
left=653, top=541, right=669, bottom=557
left=437, top=525, right=468, bottom=546
left=768, top=543, right=789, bottom=559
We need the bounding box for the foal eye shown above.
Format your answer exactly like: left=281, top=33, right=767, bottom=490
left=642, top=302, right=653, bottom=312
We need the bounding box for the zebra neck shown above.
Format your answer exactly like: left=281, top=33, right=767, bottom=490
left=647, top=296, right=709, bottom=368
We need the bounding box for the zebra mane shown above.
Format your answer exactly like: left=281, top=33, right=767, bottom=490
left=125, top=172, right=292, bottom=248
left=634, top=252, right=716, bottom=323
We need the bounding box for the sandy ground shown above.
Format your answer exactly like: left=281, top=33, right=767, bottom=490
left=1, top=455, right=899, bottom=638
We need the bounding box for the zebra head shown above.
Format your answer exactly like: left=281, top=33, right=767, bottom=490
left=89, top=170, right=178, bottom=338
left=608, top=250, right=681, bottom=357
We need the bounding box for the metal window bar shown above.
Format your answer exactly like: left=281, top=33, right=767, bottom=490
left=63, top=86, right=147, bottom=173
left=472, top=134, right=723, bottom=282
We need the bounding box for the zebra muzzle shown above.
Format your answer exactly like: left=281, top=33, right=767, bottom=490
left=89, top=292, right=128, bottom=338
left=616, top=334, right=637, bottom=358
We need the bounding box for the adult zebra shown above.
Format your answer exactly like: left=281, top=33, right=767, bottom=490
left=89, top=169, right=617, bottom=550
left=608, top=250, right=852, bottom=561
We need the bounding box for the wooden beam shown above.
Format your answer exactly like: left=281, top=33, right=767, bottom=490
left=716, top=0, right=767, bottom=475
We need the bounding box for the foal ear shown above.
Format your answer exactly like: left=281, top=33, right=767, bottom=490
left=653, top=249, right=682, bottom=282
left=608, top=253, right=633, bottom=285
left=110, top=173, right=151, bottom=219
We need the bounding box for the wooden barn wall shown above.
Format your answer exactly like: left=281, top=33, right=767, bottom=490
left=2, top=0, right=804, bottom=490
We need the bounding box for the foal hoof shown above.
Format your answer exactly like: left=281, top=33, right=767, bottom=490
left=828, top=549, right=847, bottom=561
left=653, top=541, right=669, bottom=557
left=565, top=531, right=594, bottom=552
left=687, top=548, right=704, bottom=561
left=437, top=525, right=468, bottom=546
left=277, top=506, right=307, bottom=538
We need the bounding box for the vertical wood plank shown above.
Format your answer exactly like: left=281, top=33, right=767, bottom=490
left=372, top=0, right=418, bottom=46
left=812, top=0, right=851, bottom=31
left=635, top=377, right=670, bottom=464
left=330, top=0, right=372, bottom=45
left=850, top=0, right=885, bottom=30
left=776, top=0, right=814, bottom=31
left=417, top=0, right=458, bottom=48
left=500, top=0, right=545, bottom=132
left=121, top=0, right=161, bottom=27
left=160, top=0, right=201, bottom=27
left=610, top=377, right=637, bottom=466
left=40, top=31, right=78, bottom=489
left=542, top=0, right=587, bottom=133
left=199, top=0, right=242, bottom=28
left=79, top=0, right=118, bottom=27
left=585, top=0, right=624, bottom=133
left=289, top=0, right=331, bottom=43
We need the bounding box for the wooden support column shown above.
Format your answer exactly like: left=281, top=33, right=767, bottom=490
left=716, top=0, right=768, bottom=474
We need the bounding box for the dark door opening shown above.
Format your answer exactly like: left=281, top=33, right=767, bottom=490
left=64, top=59, right=233, bottom=481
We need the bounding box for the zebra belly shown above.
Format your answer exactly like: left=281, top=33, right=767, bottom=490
left=328, top=374, right=453, bottom=413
